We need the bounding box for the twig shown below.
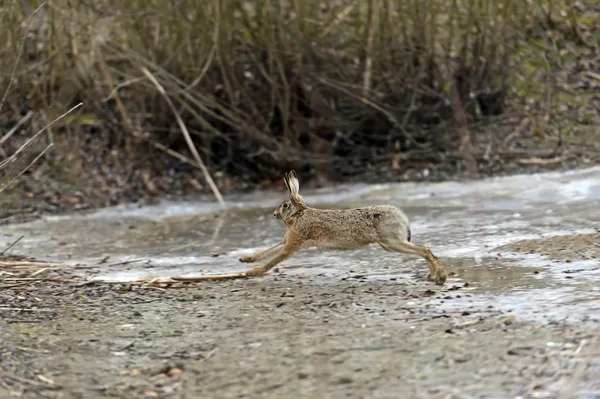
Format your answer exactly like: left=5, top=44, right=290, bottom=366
left=0, top=111, right=33, bottom=146
left=363, top=0, right=379, bottom=97
left=0, top=371, right=57, bottom=389
left=107, top=259, right=146, bottom=267
left=0, top=235, right=24, bottom=255
left=87, top=272, right=255, bottom=286
left=29, top=267, right=52, bottom=277
left=98, top=50, right=223, bottom=193
left=168, top=241, right=202, bottom=252
left=0, top=1, right=48, bottom=115
left=0, top=143, right=53, bottom=192
left=516, top=155, right=571, bottom=165
left=141, top=67, right=225, bottom=208
left=208, top=217, right=225, bottom=247
left=117, top=340, right=137, bottom=351
left=140, top=273, right=250, bottom=284
left=584, top=71, right=600, bottom=82
left=186, top=1, right=218, bottom=91
left=186, top=46, right=217, bottom=91
left=203, top=347, right=218, bottom=360
left=101, top=77, right=145, bottom=102
left=319, top=3, right=357, bottom=37
left=449, top=69, right=478, bottom=180
left=1, top=281, right=39, bottom=289
left=146, top=138, right=208, bottom=172
left=0, top=278, right=77, bottom=283
left=0, top=103, right=83, bottom=193
left=0, top=261, right=63, bottom=268
left=16, top=346, right=51, bottom=353
left=168, top=273, right=249, bottom=281
left=5, top=319, right=43, bottom=323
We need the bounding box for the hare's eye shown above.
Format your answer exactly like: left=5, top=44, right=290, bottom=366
left=283, top=203, right=289, bottom=208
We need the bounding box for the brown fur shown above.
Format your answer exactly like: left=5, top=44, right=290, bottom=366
left=239, top=171, right=447, bottom=285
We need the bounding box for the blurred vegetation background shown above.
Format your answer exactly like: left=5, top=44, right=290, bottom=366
left=0, top=0, right=599, bottom=214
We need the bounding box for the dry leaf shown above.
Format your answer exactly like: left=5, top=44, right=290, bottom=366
left=167, top=367, right=182, bottom=377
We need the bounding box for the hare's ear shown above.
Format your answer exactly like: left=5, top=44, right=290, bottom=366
left=284, top=170, right=307, bottom=208
left=283, top=173, right=291, bottom=194
left=286, top=170, right=300, bottom=200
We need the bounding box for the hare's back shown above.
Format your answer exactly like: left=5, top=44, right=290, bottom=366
left=298, top=205, right=411, bottom=243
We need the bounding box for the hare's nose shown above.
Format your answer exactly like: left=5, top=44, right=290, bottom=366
left=273, top=212, right=277, bottom=217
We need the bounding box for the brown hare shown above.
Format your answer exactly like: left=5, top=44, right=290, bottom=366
left=239, top=171, right=447, bottom=285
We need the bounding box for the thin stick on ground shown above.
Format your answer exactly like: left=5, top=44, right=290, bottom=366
left=137, top=273, right=250, bottom=284
left=106, top=259, right=146, bottom=267
left=82, top=272, right=251, bottom=286
left=0, top=235, right=24, bottom=256
left=140, top=67, right=226, bottom=209
left=0, top=261, right=64, bottom=269
left=167, top=273, right=248, bottom=281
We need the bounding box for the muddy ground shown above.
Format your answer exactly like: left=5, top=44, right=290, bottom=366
left=1, top=236, right=599, bottom=399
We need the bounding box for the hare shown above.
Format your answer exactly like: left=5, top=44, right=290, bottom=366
left=239, top=171, right=447, bottom=285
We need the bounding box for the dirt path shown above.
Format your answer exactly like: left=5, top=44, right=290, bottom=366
left=1, top=262, right=598, bottom=399
left=496, top=233, right=600, bottom=262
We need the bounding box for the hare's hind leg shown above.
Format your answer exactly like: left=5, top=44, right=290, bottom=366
left=245, top=241, right=300, bottom=277
left=379, top=240, right=447, bottom=285
left=239, top=242, right=283, bottom=263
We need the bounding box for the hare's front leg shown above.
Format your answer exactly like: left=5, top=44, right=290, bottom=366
left=379, top=239, right=447, bottom=285
left=245, top=242, right=300, bottom=277
left=239, top=242, right=283, bottom=263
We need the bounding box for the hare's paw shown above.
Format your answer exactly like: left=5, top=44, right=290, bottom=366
left=239, top=255, right=255, bottom=263
left=245, top=266, right=267, bottom=277
left=433, top=269, right=447, bottom=285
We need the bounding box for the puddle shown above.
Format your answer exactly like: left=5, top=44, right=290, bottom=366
left=1, top=166, right=599, bottom=325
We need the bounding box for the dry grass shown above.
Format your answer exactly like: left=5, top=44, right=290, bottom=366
left=0, top=0, right=594, bottom=184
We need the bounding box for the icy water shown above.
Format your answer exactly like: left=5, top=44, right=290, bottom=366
left=2, top=167, right=599, bottom=325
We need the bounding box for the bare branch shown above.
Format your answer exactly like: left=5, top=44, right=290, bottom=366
left=141, top=67, right=226, bottom=209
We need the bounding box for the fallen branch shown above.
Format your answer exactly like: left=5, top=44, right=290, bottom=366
left=0, top=278, right=77, bottom=283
